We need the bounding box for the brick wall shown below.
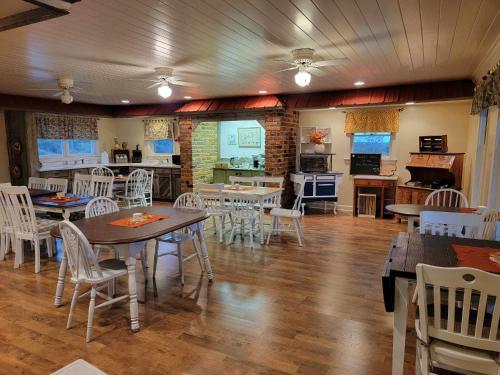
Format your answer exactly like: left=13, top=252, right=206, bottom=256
left=264, top=109, right=299, bottom=207
left=179, top=110, right=299, bottom=205
left=179, top=116, right=193, bottom=192
left=192, top=121, right=218, bottom=185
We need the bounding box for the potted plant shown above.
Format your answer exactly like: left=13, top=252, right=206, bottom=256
left=309, top=129, right=327, bottom=153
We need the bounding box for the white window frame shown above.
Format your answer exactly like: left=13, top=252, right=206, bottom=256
left=145, top=139, right=175, bottom=156
left=349, top=132, right=397, bottom=160
left=38, top=139, right=99, bottom=163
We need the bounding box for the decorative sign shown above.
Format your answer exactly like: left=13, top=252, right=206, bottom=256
left=350, top=153, right=381, bottom=175
left=227, top=134, right=236, bottom=145
left=238, top=127, right=261, bottom=148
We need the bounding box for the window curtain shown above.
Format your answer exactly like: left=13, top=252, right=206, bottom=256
left=143, top=118, right=176, bottom=140
left=34, top=113, right=98, bottom=139
left=344, top=109, right=400, bottom=133
left=470, top=62, right=499, bottom=115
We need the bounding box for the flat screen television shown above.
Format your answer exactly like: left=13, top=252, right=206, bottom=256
left=349, top=153, right=381, bottom=175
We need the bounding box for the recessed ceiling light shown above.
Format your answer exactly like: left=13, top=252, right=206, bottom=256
left=329, top=106, right=336, bottom=110
left=354, top=81, right=365, bottom=86
left=121, top=99, right=130, bottom=104
left=184, top=96, right=192, bottom=99
left=405, top=101, right=415, bottom=105
left=258, top=90, right=268, bottom=94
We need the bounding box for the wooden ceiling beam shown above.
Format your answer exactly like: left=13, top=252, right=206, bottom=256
left=0, top=0, right=78, bottom=33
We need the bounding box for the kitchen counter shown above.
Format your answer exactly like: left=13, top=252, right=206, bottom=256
left=38, top=163, right=180, bottom=172
left=213, top=167, right=265, bottom=172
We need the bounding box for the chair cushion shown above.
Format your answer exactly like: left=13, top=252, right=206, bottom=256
left=429, top=339, right=499, bottom=375
left=99, top=258, right=127, bottom=271
left=270, top=208, right=301, bottom=218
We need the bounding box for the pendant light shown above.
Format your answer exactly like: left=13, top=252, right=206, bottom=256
left=294, top=69, right=311, bottom=87
left=158, top=83, right=172, bottom=98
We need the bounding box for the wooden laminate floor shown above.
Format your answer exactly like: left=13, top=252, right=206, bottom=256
left=0, top=210, right=421, bottom=375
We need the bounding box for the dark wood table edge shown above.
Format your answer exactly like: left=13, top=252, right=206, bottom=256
left=50, top=207, right=209, bottom=245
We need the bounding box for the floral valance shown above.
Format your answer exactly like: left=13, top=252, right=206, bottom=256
left=470, top=61, right=499, bottom=115
left=35, top=113, right=98, bottom=140
left=344, top=109, right=399, bottom=133
left=143, top=118, right=176, bottom=140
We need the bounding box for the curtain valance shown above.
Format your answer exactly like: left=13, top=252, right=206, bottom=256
left=35, top=113, right=98, bottom=140
left=470, top=62, right=499, bottom=115
left=143, top=118, right=176, bottom=140
left=344, top=109, right=400, bottom=133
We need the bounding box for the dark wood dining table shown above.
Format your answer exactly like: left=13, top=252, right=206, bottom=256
left=51, top=205, right=211, bottom=332
left=382, top=232, right=500, bottom=374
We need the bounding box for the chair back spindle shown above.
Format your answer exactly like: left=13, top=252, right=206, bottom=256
left=425, top=188, right=469, bottom=208
left=419, top=211, right=483, bottom=238
left=85, top=197, right=119, bottom=218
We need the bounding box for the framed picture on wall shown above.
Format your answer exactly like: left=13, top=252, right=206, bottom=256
left=238, top=127, right=261, bottom=147
left=227, top=134, right=236, bottom=145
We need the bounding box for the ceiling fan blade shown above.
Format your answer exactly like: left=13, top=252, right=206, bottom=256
left=274, top=66, right=298, bottom=73
left=273, top=59, right=297, bottom=66
left=169, top=80, right=199, bottom=87
left=147, top=82, right=161, bottom=89
left=127, top=78, right=158, bottom=82
left=311, top=58, right=350, bottom=67
left=26, top=88, right=60, bottom=91
left=308, top=67, right=328, bottom=77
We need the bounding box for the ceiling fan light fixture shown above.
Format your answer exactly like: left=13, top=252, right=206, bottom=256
left=158, top=83, right=172, bottom=98
left=60, top=90, right=73, bottom=104
left=294, top=70, right=311, bottom=87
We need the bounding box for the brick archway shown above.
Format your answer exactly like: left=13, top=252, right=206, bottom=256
left=179, top=110, right=299, bottom=207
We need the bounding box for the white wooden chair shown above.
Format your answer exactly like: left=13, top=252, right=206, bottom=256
left=228, top=176, right=255, bottom=186
left=415, top=264, right=500, bottom=375
left=59, top=220, right=130, bottom=342
left=425, top=188, right=469, bottom=208
left=253, top=176, right=283, bottom=209
left=195, top=183, right=230, bottom=243
left=28, top=177, right=47, bottom=190
left=153, top=193, right=205, bottom=284
left=115, top=169, right=148, bottom=208
left=91, top=166, right=114, bottom=177
left=227, top=194, right=260, bottom=248
left=85, top=196, right=119, bottom=219
left=419, top=211, right=483, bottom=239
left=72, top=173, right=92, bottom=196
left=47, top=178, right=68, bottom=193
left=0, top=183, right=13, bottom=261
left=90, top=175, right=114, bottom=198
left=481, top=209, right=500, bottom=240
left=266, top=178, right=305, bottom=246
left=144, top=169, right=154, bottom=206
left=2, top=185, right=59, bottom=273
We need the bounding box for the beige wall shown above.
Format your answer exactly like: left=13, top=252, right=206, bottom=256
left=98, top=116, right=179, bottom=157
left=0, top=111, right=10, bottom=182
left=299, top=101, right=473, bottom=210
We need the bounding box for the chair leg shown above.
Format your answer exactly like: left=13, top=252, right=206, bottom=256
left=86, top=287, right=97, bottom=342
left=34, top=240, right=41, bottom=273
left=266, top=216, right=276, bottom=244
left=177, top=244, right=184, bottom=285
left=218, top=216, right=224, bottom=243
left=249, top=219, right=254, bottom=248
left=67, top=283, right=80, bottom=329
left=211, top=216, right=217, bottom=233
left=292, top=219, right=303, bottom=247
left=228, top=220, right=237, bottom=245
left=14, top=238, right=23, bottom=268
left=192, top=237, right=204, bottom=272
left=46, top=237, right=54, bottom=258
left=153, top=240, right=159, bottom=280
left=0, top=233, right=5, bottom=261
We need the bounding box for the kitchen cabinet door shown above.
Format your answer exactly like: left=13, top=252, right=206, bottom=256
left=172, top=173, right=181, bottom=199
left=213, top=169, right=226, bottom=184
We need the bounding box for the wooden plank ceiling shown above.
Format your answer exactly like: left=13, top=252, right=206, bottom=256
left=0, top=0, right=498, bottom=105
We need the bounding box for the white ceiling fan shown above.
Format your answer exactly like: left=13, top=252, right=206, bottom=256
left=26, top=77, right=81, bottom=104
left=130, top=67, right=199, bottom=98
left=274, top=48, right=350, bottom=87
